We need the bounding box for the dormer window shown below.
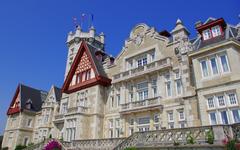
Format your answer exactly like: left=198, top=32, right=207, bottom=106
left=202, top=25, right=222, bottom=40
left=212, top=25, right=221, bottom=37
left=203, top=29, right=212, bottom=40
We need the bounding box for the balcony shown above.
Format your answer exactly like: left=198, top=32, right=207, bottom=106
left=66, top=106, right=89, bottom=115
left=112, top=57, right=171, bottom=83
left=42, top=102, right=55, bottom=108
left=53, top=114, right=65, bottom=123
left=120, top=97, right=163, bottom=114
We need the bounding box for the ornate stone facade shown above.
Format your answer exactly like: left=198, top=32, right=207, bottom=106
left=2, top=17, right=240, bottom=150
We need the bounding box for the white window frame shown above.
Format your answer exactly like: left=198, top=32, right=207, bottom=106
left=200, top=59, right=209, bottom=78
left=209, top=111, right=218, bottom=125
left=178, top=110, right=185, bottom=121
left=211, top=25, right=221, bottom=37
left=168, top=111, right=174, bottom=122
left=219, top=54, right=230, bottom=73
left=209, top=56, right=219, bottom=75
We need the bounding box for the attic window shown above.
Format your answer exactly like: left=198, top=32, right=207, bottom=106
left=202, top=25, right=222, bottom=40
left=25, top=99, right=32, bottom=109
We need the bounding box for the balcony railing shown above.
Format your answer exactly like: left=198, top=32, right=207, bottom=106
left=54, top=114, right=64, bottom=120
left=67, top=106, right=88, bottom=115
left=112, top=57, right=171, bottom=83
left=120, top=97, right=162, bottom=113
left=42, top=102, right=55, bottom=108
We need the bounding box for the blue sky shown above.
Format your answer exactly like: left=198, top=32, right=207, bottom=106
left=0, top=0, right=239, bottom=134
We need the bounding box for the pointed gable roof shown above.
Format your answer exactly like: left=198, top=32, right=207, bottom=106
left=7, top=84, right=48, bottom=115
left=62, top=41, right=111, bottom=94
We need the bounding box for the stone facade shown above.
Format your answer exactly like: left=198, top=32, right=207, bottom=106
left=2, top=17, right=240, bottom=150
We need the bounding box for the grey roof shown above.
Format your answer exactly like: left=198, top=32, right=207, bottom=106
left=192, top=23, right=239, bottom=51
left=20, top=84, right=47, bottom=112
left=86, top=42, right=109, bottom=78
left=53, top=86, right=62, bottom=101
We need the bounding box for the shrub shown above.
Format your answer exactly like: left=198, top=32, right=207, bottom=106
left=2, top=147, right=8, bottom=150
left=15, top=145, right=27, bottom=150
left=186, top=133, right=195, bottom=144
left=206, top=130, right=214, bottom=144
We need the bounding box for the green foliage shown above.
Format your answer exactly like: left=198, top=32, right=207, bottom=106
left=28, top=143, right=34, bottom=147
left=186, top=133, right=195, bottom=144
left=15, top=145, right=27, bottom=150
left=49, top=134, right=52, bottom=139
left=2, top=147, right=9, bottom=150
left=226, top=139, right=237, bottom=150
left=124, top=147, right=137, bottom=150
left=173, top=140, right=180, bottom=146
left=206, top=130, right=214, bottom=144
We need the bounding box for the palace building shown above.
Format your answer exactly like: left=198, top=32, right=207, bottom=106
left=2, top=17, right=240, bottom=149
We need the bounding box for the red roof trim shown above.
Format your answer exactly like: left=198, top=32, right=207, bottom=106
left=7, top=85, right=21, bottom=115
left=62, top=41, right=111, bottom=93
left=196, top=18, right=226, bottom=33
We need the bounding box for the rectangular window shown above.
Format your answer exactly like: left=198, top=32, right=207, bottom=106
left=200, top=60, right=209, bottom=77
left=220, top=111, right=229, bottom=124
left=168, top=112, right=174, bottom=122
left=61, top=103, right=68, bottom=114
left=179, top=111, right=185, bottom=121
left=180, top=122, right=185, bottom=128
left=209, top=112, right=217, bottom=125
left=211, top=26, right=221, bottom=37
left=137, top=56, right=147, bottom=67
left=152, top=79, right=157, bottom=97
left=116, top=128, right=120, bottom=138
left=166, top=81, right=172, bottom=97
left=138, top=117, right=150, bottom=125
left=175, top=79, right=182, bottom=95
left=151, top=52, right=155, bottom=62
left=129, top=128, right=134, bottom=135
left=23, top=137, right=29, bottom=146
left=207, top=97, right=215, bottom=108
left=217, top=95, right=225, bottom=107
left=154, top=114, right=159, bottom=123
left=117, top=94, right=120, bottom=107
left=109, top=129, right=113, bottom=138
left=137, top=82, right=148, bottom=100
left=203, top=29, right=212, bottom=40
left=210, top=57, right=219, bottom=75
left=229, top=93, right=237, bottom=105
left=220, top=55, right=229, bottom=72
left=232, top=109, right=240, bottom=123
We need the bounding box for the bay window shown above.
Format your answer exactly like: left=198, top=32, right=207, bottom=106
left=210, top=57, right=219, bottom=75
left=232, top=109, right=240, bottom=123
left=200, top=60, right=209, bottom=77
left=220, top=54, right=230, bottom=72
left=137, top=82, right=148, bottom=100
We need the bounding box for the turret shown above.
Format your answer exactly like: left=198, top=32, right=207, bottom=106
left=89, top=25, right=95, bottom=38
left=171, top=19, right=190, bottom=41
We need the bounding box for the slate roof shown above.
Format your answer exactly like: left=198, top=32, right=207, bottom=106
left=192, top=18, right=240, bottom=51
left=53, top=86, right=62, bottom=101
left=20, top=84, right=47, bottom=112
left=86, top=42, right=109, bottom=78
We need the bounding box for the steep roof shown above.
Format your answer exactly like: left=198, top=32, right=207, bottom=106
left=7, top=84, right=47, bottom=115
left=192, top=17, right=239, bottom=50
left=62, top=41, right=111, bottom=93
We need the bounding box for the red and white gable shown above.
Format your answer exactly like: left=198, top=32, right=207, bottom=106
left=7, top=85, right=21, bottom=115
left=69, top=51, right=94, bottom=87
left=62, top=41, right=111, bottom=94
left=196, top=18, right=226, bottom=41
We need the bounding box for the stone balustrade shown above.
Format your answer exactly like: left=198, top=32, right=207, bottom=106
left=112, top=57, right=171, bottom=83
left=23, top=123, right=240, bottom=150
left=120, top=97, right=162, bottom=114
left=64, top=138, right=125, bottom=150
left=67, top=106, right=88, bottom=115
left=42, top=102, right=55, bottom=108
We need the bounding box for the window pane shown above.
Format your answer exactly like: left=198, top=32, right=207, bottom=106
left=210, top=57, right=218, bottom=75
left=221, top=111, right=229, bottom=124
left=203, top=29, right=211, bottom=40
left=212, top=26, right=221, bottom=37
left=218, top=95, right=225, bottom=107
left=232, top=110, right=240, bottom=123
left=220, top=55, right=229, bottom=72
left=207, top=97, right=215, bottom=108
left=229, top=93, right=237, bottom=105
left=176, top=79, right=182, bottom=95
left=166, top=81, right=172, bottom=96
left=201, top=60, right=208, bottom=77
left=209, top=112, right=217, bottom=125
